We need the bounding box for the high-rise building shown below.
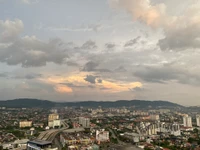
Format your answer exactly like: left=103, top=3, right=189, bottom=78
left=48, top=113, right=61, bottom=128
left=170, top=123, right=181, bottom=136
left=79, top=117, right=90, bottom=128
left=48, top=113, right=59, bottom=121
left=196, top=115, right=200, bottom=127
left=183, top=115, right=192, bottom=127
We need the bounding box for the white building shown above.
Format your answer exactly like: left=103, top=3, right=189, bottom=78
left=183, top=115, right=192, bottom=127
left=19, top=121, right=32, bottom=128
left=196, top=115, right=200, bottom=127
left=48, top=113, right=61, bottom=128
left=170, top=123, right=181, bottom=136
left=96, top=129, right=109, bottom=144
left=79, top=117, right=90, bottom=128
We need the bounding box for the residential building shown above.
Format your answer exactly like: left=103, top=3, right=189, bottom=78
left=96, top=129, right=109, bottom=144
left=48, top=113, right=59, bottom=121
left=196, top=115, right=200, bottom=127
left=48, top=113, right=61, bottom=128
left=183, top=115, right=192, bottom=127
left=19, top=121, right=32, bottom=128
left=79, top=117, right=90, bottom=128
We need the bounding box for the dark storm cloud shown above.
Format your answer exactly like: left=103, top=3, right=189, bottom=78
left=82, top=61, right=111, bottom=72
left=82, top=61, right=99, bottom=72
left=84, top=75, right=97, bottom=84
left=124, top=36, right=140, bottom=47
left=98, top=79, right=102, bottom=83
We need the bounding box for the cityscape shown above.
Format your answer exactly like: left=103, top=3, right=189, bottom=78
left=0, top=99, right=200, bottom=149
left=1, top=0, right=200, bottom=150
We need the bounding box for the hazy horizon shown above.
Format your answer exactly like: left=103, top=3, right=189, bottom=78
left=1, top=0, right=200, bottom=106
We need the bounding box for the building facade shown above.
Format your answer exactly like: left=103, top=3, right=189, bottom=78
left=19, top=121, right=32, bottom=128
left=79, top=117, right=90, bottom=128
left=48, top=114, right=61, bottom=128
left=183, top=115, right=192, bottom=127
left=96, top=129, right=109, bottom=144
left=196, top=115, right=200, bottom=127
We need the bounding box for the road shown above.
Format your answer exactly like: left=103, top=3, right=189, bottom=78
left=37, top=120, right=69, bottom=141
left=108, top=128, right=125, bottom=145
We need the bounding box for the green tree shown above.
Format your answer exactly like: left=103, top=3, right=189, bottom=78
left=194, top=128, right=199, bottom=133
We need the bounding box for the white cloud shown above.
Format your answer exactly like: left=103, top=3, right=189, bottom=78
left=109, top=0, right=167, bottom=27
left=0, top=35, right=69, bottom=67
left=0, top=19, right=24, bottom=43
left=109, top=0, right=200, bottom=51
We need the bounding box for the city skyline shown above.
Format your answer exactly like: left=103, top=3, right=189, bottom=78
left=1, top=0, right=200, bottom=105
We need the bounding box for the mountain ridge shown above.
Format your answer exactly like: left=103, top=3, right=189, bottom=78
left=0, top=98, right=183, bottom=108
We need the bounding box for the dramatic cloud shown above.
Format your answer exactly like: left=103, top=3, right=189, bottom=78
left=0, top=35, right=69, bottom=67
left=158, top=3, right=200, bottom=50
left=84, top=75, right=97, bottom=84
left=82, top=61, right=111, bottom=72
left=110, top=0, right=167, bottom=27
left=98, top=79, right=102, bottom=83
left=41, top=73, right=142, bottom=93
left=2, top=0, right=200, bottom=104
left=82, top=61, right=99, bottom=72
left=110, top=0, right=200, bottom=51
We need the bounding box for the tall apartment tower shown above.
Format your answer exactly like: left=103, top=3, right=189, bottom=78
left=196, top=115, right=200, bottom=127
left=79, top=117, right=90, bottom=128
left=183, top=115, right=192, bottom=127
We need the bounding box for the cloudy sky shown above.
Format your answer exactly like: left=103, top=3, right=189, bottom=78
left=1, top=0, right=200, bottom=105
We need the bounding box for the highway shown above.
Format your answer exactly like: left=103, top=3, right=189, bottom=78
left=37, top=121, right=84, bottom=143
left=37, top=120, right=69, bottom=142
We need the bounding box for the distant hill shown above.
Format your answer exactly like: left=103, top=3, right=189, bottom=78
left=0, top=98, right=182, bottom=108
left=0, top=99, right=54, bottom=108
